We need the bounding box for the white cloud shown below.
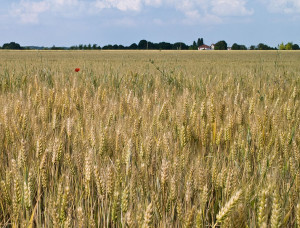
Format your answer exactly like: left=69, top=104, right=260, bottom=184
left=10, top=0, right=85, bottom=23
left=211, top=0, right=253, bottom=16
left=11, top=1, right=50, bottom=23
left=173, top=0, right=203, bottom=22
left=93, top=0, right=142, bottom=11
left=10, top=0, right=254, bottom=24
left=167, top=0, right=253, bottom=23
left=261, top=0, right=300, bottom=13
left=144, top=0, right=162, bottom=7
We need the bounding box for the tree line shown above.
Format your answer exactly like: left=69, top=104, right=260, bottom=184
left=1, top=40, right=299, bottom=50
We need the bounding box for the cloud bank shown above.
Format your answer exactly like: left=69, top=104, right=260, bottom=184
left=261, top=0, right=300, bottom=14
left=10, top=0, right=254, bottom=24
left=11, top=0, right=84, bottom=23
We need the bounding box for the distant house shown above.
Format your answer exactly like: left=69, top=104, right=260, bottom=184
left=198, top=45, right=211, bottom=50
left=198, top=44, right=215, bottom=50
left=227, top=47, right=232, bottom=50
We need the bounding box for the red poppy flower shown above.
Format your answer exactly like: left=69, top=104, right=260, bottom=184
left=75, top=68, right=80, bottom=72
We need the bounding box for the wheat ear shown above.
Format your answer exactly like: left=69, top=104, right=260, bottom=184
left=213, top=190, right=242, bottom=228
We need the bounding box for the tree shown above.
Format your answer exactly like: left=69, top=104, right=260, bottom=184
left=285, top=42, right=293, bottom=50
left=240, top=45, right=247, bottom=50
left=279, top=42, right=285, bottom=50
left=50, top=46, right=65, bottom=50
left=192, top=41, right=197, bottom=50
left=158, top=42, right=172, bottom=50
left=129, top=43, right=138, bottom=49
left=232, top=43, right=247, bottom=50
left=92, top=44, right=101, bottom=50
left=102, top=44, right=113, bottom=50
left=279, top=42, right=298, bottom=50
left=250, top=45, right=256, bottom=50
left=70, top=45, right=79, bottom=50
left=292, top=44, right=300, bottom=50
left=138, top=40, right=148, bottom=49
left=257, top=43, right=273, bottom=50
left=147, top=41, right=155, bottom=49
left=173, top=42, right=189, bottom=50
left=214, top=40, right=227, bottom=50
left=197, top=38, right=204, bottom=47
left=232, top=43, right=240, bottom=50
left=2, top=42, right=22, bottom=50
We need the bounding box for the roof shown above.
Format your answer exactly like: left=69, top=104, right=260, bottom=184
left=199, top=45, right=211, bottom=48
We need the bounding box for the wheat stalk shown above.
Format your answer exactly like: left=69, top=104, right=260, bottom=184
left=213, top=190, right=242, bottom=227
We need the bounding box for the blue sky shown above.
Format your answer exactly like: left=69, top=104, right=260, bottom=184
left=0, top=0, right=299, bottom=47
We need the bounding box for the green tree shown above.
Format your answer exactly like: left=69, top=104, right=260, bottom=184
left=192, top=41, right=197, bottom=50
left=158, top=42, right=172, bottom=50
left=70, top=45, right=78, bottom=50
left=240, top=45, right=247, bottom=50
left=214, top=40, right=228, bottom=50
left=257, top=43, right=273, bottom=50
left=232, top=43, right=240, bottom=50
left=197, top=38, right=204, bottom=47
left=102, top=45, right=113, bottom=50
left=285, top=42, right=293, bottom=50
left=232, top=43, right=247, bottom=50
left=147, top=41, right=155, bottom=49
left=173, top=42, right=189, bottom=50
left=2, top=42, right=22, bottom=50
left=279, top=42, right=285, bottom=50
left=138, top=40, right=148, bottom=49
left=292, top=44, right=300, bottom=50
left=129, top=43, right=138, bottom=49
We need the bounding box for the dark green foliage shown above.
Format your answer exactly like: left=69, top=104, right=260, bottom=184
left=214, top=41, right=228, bottom=50
left=2, top=39, right=289, bottom=51
left=192, top=41, right=197, bottom=50
left=197, top=38, right=204, bottom=47
left=50, top=46, right=67, bottom=50
left=257, top=43, right=274, bottom=50
left=2, top=42, right=22, bottom=50
left=138, top=40, right=148, bottom=49
left=292, top=44, right=300, bottom=50
left=232, top=43, right=247, bottom=50
left=173, top=42, right=189, bottom=50
left=129, top=43, right=138, bottom=49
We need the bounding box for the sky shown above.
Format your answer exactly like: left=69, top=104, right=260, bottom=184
left=0, top=0, right=299, bottom=47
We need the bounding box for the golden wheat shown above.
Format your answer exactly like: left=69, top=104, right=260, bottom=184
left=0, top=50, right=300, bottom=227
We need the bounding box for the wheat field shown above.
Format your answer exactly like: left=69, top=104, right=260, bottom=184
left=0, top=50, right=300, bottom=227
